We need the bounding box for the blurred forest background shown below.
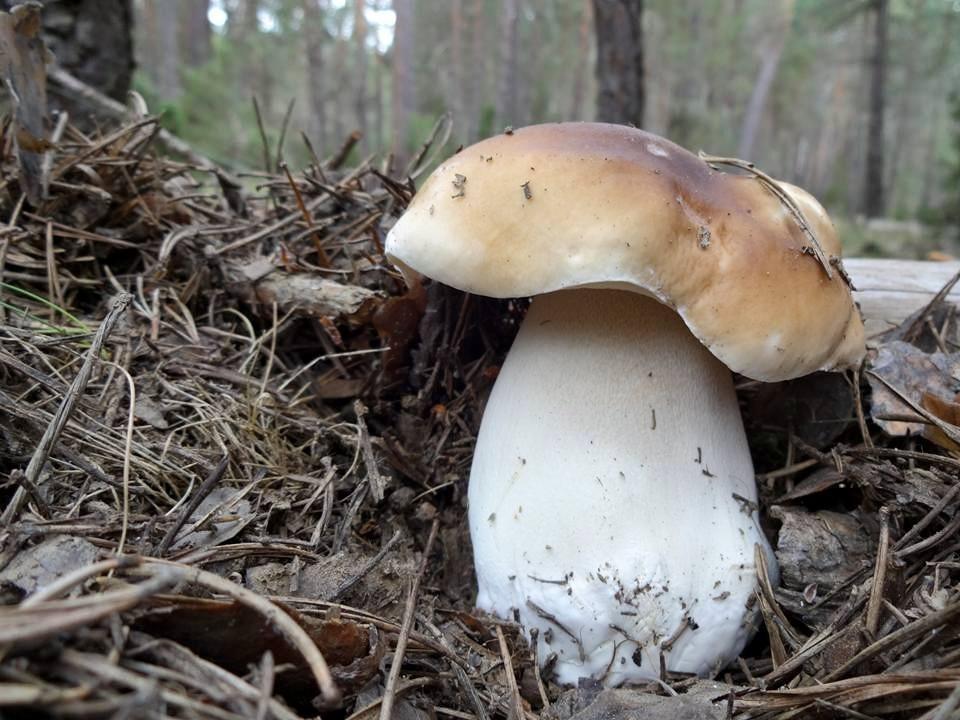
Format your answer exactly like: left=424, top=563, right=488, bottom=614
left=18, top=0, right=960, bottom=252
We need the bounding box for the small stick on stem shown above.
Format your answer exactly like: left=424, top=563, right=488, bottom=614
left=698, top=152, right=836, bottom=282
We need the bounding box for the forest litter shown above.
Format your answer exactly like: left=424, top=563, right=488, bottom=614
left=1, top=86, right=960, bottom=720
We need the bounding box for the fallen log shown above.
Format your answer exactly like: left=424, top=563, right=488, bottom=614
left=844, top=258, right=960, bottom=339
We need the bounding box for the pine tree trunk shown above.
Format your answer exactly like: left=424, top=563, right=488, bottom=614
left=156, top=0, right=181, bottom=100
left=391, top=0, right=416, bottom=168
left=331, top=12, right=348, bottom=145
left=181, top=0, right=211, bottom=67
left=593, top=0, right=644, bottom=127
left=374, top=53, right=385, bottom=153
left=736, top=0, right=794, bottom=160
left=495, top=0, right=519, bottom=128
left=353, top=0, right=368, bottom=153
left=449, top=0, right=466, bottom=143
left=569, top=0, right=592, bottom=120
left=863, top=0, right=888, bottom=218
left=467, top=0, right=488, bottom=140
left=301, top=0, right=327, bottom=154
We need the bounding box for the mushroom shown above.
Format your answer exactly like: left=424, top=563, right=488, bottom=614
left=385, top=123, right=865, bottom=685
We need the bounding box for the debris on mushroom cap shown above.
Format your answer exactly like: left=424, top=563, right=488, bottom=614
left=386, top=122, right=866, bottom=382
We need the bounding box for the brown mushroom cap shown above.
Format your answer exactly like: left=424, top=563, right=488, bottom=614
left=386, top=122, right=865, bottom=382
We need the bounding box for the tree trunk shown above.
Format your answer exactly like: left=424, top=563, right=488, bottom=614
left=467, top=0, right=488, bottom=139
left=155, top=0, right=182, bottom=100
left=667, top=3, right=700, bottom=144
left=495, top=0, right=519, bottom=128
left=592, top=0, right=644, bottom=127
left=330, top=11, right=348, bottom=144
left=519, top=0, right=542, bottom=127
left=863, top=0, right=888, bottom=218
left=374, top=53, right=385, bottom=153
left=569, top=0, right=592, bottom=120
left=301, top=0, right=327, bottom=154
left=181, top=0, right=212, bottom=67
left=882, top=11, right=920, bottom=215
left=449, top=0, right=466, bottom=142
left=737, top=0, right=794, bottom=160
left=391, top=0, right=416, bottom=168
left=8, top=0, right=134, bottom=103
left=807, top=73, right=844, bottom=197
left=353, top=0, right=368, bottom=153
left=225, top=0, right=261, bottom=163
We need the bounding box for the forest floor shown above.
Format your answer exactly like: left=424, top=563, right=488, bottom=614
left=1, top=111, right=960, bottom=720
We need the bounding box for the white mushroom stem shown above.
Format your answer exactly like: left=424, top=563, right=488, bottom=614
left=469, top=289, right=777, bottom=686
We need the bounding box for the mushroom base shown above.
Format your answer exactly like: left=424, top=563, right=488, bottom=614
left=469, top=289, right=776, bottom=686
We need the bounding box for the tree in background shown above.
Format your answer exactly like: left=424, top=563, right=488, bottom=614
left=301, top=0, right=328, bottom=155
left=496, top=0, right=519, bottom=128
left=946, top=92, right=960, bottom=233
left=391, top=0, right=415, bottom=166
left=737, top=0, right=794, bottom=160
left=182, top=0, right=212, bottom=67
left=155, top=0, right=182, bottom=100
left=569, top=0, right=592, bottom=121
left=352, top=0, right=368, bottom=153
left=863, top=0, right=888, bottom=218
left=592, top=0, right=644, bottom=127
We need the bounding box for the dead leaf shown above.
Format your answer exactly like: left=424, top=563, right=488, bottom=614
left=867, top=341, right=960, bottom=437
left=373, top=275, right=427, bottom=379
left=168, top=487, right=252, bottom=553
left=314, top=375, right=366, bottom=400
left=135, top=597, right=383, bottom=700
left=134, top=396, right=169, bottom=430
left=0, top=535, right=98, bottom=599
left=921, top=391, right=960, bottom=453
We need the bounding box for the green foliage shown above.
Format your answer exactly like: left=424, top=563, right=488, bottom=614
left=0, top=282, right=87, bottom=333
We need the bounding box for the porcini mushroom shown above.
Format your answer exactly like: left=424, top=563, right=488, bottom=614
left=385, top=123, right=865, bottom=685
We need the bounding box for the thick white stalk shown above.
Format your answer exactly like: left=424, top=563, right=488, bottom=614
left=469, top=289, right=776, bottom=685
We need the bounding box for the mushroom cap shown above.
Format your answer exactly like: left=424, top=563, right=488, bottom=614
left=386, top=122, right=865, bottom=382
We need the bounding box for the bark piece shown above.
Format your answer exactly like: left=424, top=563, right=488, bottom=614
left=771, top=506, right=875, bottom=593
